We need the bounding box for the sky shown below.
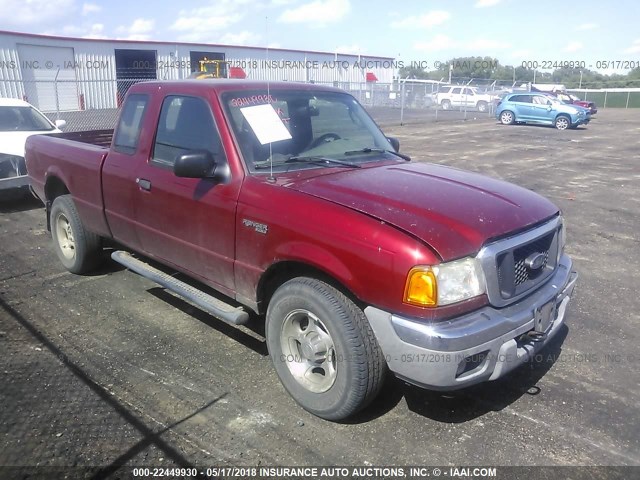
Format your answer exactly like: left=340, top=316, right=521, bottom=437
left=1, top=0, right=639, bottom=73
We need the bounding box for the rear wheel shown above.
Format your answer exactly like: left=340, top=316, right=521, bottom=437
left=266, top=277, right=386, bottom=420
left=477, top=101, right=488, bottom=113
left=50, top=195, right=102, bottom=274
left=500, top=110, right=515, bottom=125
left=554, top=115, right=571, bottom=130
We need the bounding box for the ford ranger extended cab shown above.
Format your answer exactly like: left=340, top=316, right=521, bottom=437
left=26, top=80, right=577, bottom=420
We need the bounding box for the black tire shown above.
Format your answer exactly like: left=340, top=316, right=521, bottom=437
left=441, top=100, right=451, bottom=110
left=266, top=277, right=386, bottom=420
left=477, top=101, right=488, bottom=113
left=554, top=114, right=571, bottom=130
left=499, top=110, right=515, bottom=125
left=50, top=194, right=102, bottom=274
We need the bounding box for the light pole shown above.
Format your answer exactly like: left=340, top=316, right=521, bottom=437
left=579, top=70, right=583, bottom=89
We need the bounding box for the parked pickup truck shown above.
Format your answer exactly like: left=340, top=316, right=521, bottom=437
left=26, top=80, right=578, bottom=420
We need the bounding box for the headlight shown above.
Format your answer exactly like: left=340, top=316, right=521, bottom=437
left=404, top=257, right=486, bottom=307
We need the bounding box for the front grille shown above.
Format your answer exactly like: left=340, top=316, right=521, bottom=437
left=478, top=217, right=562, bottom=307
left=513, top=234, right=553, bottom=286
left=496, top=230, right=557, bottom=299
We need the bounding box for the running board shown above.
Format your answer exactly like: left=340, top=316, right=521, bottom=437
left=111, top=251, right=249, bottom=326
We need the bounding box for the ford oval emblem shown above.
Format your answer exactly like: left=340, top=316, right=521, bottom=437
left=525, top=252, right=546, bottom=270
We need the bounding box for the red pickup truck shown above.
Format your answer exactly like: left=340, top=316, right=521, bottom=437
left=26, top=80, right=577, bottom=420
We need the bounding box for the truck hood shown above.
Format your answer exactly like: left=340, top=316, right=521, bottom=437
left=0, top=130, right=59, bottom=157
left=287, top=162, right=559, bottom=260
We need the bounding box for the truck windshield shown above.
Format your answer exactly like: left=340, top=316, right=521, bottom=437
left=0, top=106, right=55, bottom=132
left=221, top=89, right=396, bottom=173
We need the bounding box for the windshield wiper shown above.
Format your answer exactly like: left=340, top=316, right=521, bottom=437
left=284, top=155, right=361, bottom=168
left=343, top=147, right=411, bottom=162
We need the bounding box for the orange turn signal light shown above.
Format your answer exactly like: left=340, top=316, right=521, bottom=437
left=404, top=267, right=437, bottom=307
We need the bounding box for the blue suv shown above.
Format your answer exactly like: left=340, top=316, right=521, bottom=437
left=496, top=92, right=590, bottom=130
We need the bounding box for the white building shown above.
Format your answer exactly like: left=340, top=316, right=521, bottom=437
left=0, top=30, right=396, bottom=112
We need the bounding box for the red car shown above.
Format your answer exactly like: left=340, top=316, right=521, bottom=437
left=547, top=91, right=597, bottom=115
left=26, top=80, right=578, bottom=420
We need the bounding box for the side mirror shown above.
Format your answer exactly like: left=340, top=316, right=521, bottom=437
left=387, top=137, right=400, bottom=152
left=174, top=150, right=217, bottom=178
left=546, top=100, right=552, bottom=106
left=54, top=119, right=66, bottom=130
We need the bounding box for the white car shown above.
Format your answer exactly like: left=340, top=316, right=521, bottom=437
left=433, top=86, right=495, bottom=112
left=0, top=98, right=66, bottom=192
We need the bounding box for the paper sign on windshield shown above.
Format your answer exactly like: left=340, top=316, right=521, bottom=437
left=240, top=104, right=292, bottom=145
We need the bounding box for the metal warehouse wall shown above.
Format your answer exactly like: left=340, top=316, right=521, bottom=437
left=0, top=31, right=394, bottom=112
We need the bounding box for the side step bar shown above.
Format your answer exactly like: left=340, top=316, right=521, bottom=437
left=111, top=251, right=249, bottom=326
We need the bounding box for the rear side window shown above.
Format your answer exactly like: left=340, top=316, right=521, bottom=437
left=452, top=87, right=462, bottom=94
left=152, top=95, right=224, bottom=167
left=113, top=94, right=148, bottom=154
left=510, top=95, right=532, bottom=103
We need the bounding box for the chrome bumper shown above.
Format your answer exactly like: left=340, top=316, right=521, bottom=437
left=365, top=254, right=578, bottom=390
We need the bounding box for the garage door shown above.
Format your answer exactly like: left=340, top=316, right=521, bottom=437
left=17, top=44, right=79, bottom=112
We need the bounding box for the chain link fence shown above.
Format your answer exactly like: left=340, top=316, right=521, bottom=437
left=2, top=76, right=640, bottom=132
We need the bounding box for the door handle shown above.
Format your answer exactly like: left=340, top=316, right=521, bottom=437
left=136, top=178, right=151, bottom=191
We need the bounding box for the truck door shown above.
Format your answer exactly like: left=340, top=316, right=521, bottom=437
left=133, top=94, right=240, bottom=295
left=102, top=93, right=150, bottom=251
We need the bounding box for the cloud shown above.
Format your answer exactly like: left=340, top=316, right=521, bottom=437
left=62, top=23, right=105, bottom=39
left=413, top=36, right=508, bottom=54
left=475, top=0, right=502, bottom=7
left=335, top=44, right=364, bottom=54
left=0, top=0, right=74, bottom=27
left=508, top=49, right=531, bottom=60
left=81, top=2, right=102, bottom=16
left=169, top=0, right=255, bottom=42
left=469, top=38, right=511, bottom=53
left=219, top=31, right=260, bottom=46
left=414, top=35, right=456, bottom=52
left=564, top=41, right=583, bottom=53
left=116, top=18, right=155, bottom=41
left=624, top=39, right=640, bottom=54
left=278, top=0, right=350, bottom=25
left=391, top=10, right=450, bottom=29
left=575, top=22, right=597, bottom=31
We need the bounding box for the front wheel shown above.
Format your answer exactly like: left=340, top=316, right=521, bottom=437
left=50, top=194, right=103, bottom=274
left=554, top=115, right=571, bottom=130
left=441, top=100, right=451, bottom=110
left=266, top=277, right=386, bottom=420
left=500, top=110, right=515, bottom=125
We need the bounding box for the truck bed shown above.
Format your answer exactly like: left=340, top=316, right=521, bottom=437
left=26, top=131, right=112, bottom=238
left=53, top=129, right=114, bottom=148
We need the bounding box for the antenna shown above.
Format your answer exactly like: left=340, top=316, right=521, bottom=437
left=265, top=15, right=274, bottom=181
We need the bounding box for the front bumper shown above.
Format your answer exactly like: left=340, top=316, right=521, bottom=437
left=365, top=254, right=577, bottom=390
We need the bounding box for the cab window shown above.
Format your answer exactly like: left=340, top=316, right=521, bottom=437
left=152, top=95, right=225, bottom=167
left=113, top=94, right=148, bottom=154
